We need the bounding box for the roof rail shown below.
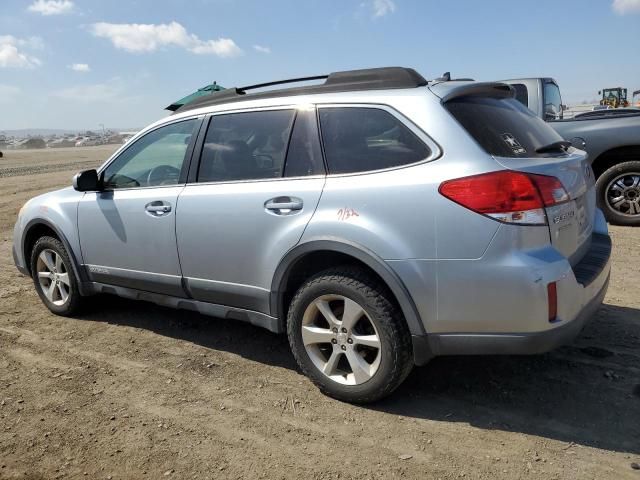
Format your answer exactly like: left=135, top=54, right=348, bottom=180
left=173, top=67, right=428, bottom=113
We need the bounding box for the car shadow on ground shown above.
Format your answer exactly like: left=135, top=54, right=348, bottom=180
left=77, top=296, right=640, bottom=455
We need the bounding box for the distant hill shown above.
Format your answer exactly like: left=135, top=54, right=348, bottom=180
left=0, top=128, right=141, bottom=138
left=1, top=129, right=77, bottom=137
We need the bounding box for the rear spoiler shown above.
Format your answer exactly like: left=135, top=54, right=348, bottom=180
left=434, top=82, right=516, bottom=103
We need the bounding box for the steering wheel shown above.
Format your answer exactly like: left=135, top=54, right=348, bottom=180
left=146, top=165, right=181, bottom=186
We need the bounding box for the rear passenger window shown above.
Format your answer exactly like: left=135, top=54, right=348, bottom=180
left=198, top=110, right=295, bottom=182
left=318, top=107, right=430, bottom=174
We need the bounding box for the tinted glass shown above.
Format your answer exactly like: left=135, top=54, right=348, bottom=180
left=318, top=107, right=430, bottom=174
left=543, top=82, right=563, bottom=121
left=445, top=96, right=565, bottom=158
left=198, top=110, right=295, bottom=182
left=103, top=119, right=197, bottom=189
left=283, top=110, right=324, bottom=177
left=511, top=83, right=529, bottom=107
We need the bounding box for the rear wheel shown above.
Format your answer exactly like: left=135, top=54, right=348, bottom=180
left=30, top=236, right=83, bottom=316
left=596, top=161, right=640, bottom=226
left=287, top=267, right=413, bottom=403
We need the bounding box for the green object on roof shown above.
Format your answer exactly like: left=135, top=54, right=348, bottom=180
left=165, top=82, right=225, bottom=111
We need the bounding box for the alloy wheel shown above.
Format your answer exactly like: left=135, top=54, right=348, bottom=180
left=301, top=294, right=382, bottom=385
left=606, top=172, right=640, bottom=216
left=36, top=249, right=71, bottom=306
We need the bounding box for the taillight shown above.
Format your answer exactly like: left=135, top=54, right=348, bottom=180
left=439, top=170, right=569, bottom=225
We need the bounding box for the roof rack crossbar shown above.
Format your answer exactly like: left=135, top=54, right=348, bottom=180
left=238, top=75, right=329, bottom=93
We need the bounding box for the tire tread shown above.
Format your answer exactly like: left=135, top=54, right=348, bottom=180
left=595, top=160, right=640, bottom=226
left=286, top=266, right=413, bottom=403
left=30, top=236, right=83, bottom=316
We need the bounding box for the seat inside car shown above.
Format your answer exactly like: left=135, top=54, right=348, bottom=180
left=219, top=139, right=257, bottom=180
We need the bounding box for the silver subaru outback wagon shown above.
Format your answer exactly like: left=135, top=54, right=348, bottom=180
left=13, top=67, right=612, bottom=403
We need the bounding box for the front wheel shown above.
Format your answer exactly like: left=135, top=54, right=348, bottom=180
left=30, top=236, right=83, bottom=316
left=287, top=267, right=413, bottom=403
left=596, top=161, right=640, bottom=226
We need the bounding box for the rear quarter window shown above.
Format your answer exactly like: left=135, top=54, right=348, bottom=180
left=318, top=107, right=431, bottom=174
left=444, top=96, right=565, bottom=158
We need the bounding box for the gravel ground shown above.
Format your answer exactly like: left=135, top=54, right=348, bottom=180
left=0, top=146, right=638, bottom=480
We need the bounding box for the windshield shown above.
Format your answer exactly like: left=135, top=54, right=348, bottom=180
left=543, top=81, right=563, bottom=121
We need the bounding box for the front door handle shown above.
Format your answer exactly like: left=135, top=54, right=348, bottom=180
left=145, top=201, right=171, bottom=216
left=265, top=196, right=303, bottom=215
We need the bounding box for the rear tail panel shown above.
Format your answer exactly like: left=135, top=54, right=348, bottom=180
left=494, top=149, right=595, bottom=264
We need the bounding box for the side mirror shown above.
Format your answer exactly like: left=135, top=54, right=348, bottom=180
left=561, top=104, right=567, bottom=111
left=73, top=169, right=101, bottom=191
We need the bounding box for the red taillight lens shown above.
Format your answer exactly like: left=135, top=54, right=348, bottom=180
left=439, top=171, right=569, bottom=225
left=531, top=174, right=570, bottom=206
left=547, top=282, right=558, bottom=322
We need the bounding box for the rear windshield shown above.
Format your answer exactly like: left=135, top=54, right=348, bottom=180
left=445, top=96, right=566, bottom=158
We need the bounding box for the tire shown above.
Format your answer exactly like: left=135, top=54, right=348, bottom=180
left=595, top=161, right=640, bottom=226
left=287, top=266, right=413, bottom=403
left=30, top=236, right=83, bottom=316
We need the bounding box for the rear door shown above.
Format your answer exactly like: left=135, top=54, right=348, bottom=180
left=444, top=94, right=594, bottom=263
left=176, top=107, right=325, bottom=314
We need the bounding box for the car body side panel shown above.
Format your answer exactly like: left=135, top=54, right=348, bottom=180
left=77, top=186, right=185, bottom=296
left=388, top=221, right=552, bottom=334
left=302, top=159, right=502, bottom=262
left=13, top=187, right=85, bottom=273
left=176, top=177, right=325, bottom=314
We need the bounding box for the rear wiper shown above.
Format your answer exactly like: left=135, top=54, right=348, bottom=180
left=535, top=140, right=572, bottom=154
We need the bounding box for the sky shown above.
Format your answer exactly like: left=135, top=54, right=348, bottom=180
left=1, top=0, right=639, bottom=131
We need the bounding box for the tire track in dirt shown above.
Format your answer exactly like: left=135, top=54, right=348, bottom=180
left=0, top=160, right=100, bottom=178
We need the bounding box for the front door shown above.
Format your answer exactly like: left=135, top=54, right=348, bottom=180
left=176, top=107, right=325, bottom=313
left=78, top=118, right=200, bottom=296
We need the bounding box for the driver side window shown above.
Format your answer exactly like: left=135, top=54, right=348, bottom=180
left=103, top=118, right=198, bottom=189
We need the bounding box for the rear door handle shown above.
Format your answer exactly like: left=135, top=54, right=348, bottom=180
left=265, top=197, right=303, bottom=214
left=145, top=201, right=171, bottom=216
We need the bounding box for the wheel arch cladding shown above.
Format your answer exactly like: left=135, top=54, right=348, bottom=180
left=22, top=218, right=88, bottom=284
left=591, top=145, right=640, bottom=178
left=270, top=239, right=426, bottom=337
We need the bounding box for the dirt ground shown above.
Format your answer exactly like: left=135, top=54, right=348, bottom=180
left=0, top=146, right=638, bottom=480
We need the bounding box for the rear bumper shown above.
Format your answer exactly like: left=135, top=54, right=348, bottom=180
left=416, top=270, right=608, bottom=359
left=410, top=227, right=612, bottom=365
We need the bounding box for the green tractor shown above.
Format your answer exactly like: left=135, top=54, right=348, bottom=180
left=598, top=87, right=629, bottom=108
